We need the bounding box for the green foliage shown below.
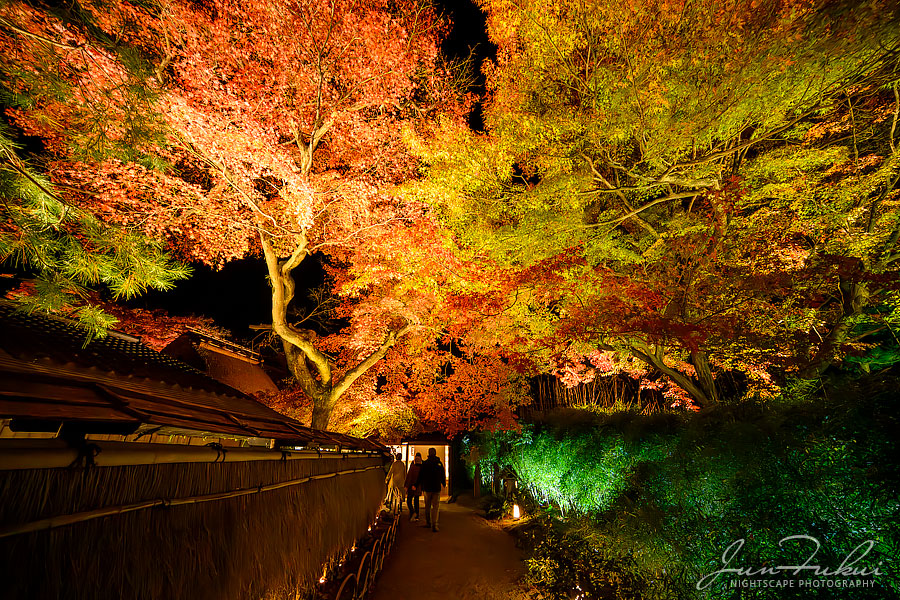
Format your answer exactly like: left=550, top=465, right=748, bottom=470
left=468, top=412, right=677, bottom=514
left=472, top=380, right=900, bottom=599
left=0, top=126, right=190, bottom=339
left=342, top=403, right=418, bottom=441
left=480, top=0, right=899, bottom=169
left=515, top=514, right=657, bottom=600
left=0, top=0, right=189, bottom=342
left=0, top=0, right=168, bottom=164
left=845, top=344, right=900, bottom=373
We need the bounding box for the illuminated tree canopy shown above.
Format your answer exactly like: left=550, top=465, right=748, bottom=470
left=406, top=0, right=900, bottom=408
left=2, top=0, right=899, bottom=432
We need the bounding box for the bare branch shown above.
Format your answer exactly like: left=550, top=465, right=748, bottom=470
left=674, top=105, right=821, bottom=170
left=0, top=16, right=82, bottom=50
left=867, top=166, right=900, bottom=237
left=584, top=173, right=719, bottom=194
left=585, top=191, right=700, bottom=229
left=308, top=217, right=400, bottom=251
left=331, top=323, right=413, bottom=399
left=891, top=84, right=899, bottom=155
left=582, top=153, right=660, bottom=238
left=171, top=134, right=300, bottom=238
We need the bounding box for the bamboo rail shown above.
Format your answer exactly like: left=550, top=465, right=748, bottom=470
left=335, top=573, right=357, bottom=600
left=0, top=464, right=383, bottom=539
left=0, top=439, right=378, bottom=470
left=328, top=513, right=398, bottom=600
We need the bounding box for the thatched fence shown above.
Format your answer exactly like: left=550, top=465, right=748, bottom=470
left=0, top=446, right=386, bottom=600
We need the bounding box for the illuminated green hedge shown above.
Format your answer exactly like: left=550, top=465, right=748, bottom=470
left=466, top=383, right=900, bottom=599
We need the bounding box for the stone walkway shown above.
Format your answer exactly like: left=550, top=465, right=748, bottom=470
left=370, top=495, right=529, bottom=600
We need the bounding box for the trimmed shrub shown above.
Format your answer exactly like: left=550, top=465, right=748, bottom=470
left=466, top=378, right=899, bottom=599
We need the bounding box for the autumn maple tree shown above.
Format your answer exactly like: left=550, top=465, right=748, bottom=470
left=0, top=0, right=484, bottom=430
left=407, top=0, right=900, bottom=406
left=6, top=0, right=898, bottom=434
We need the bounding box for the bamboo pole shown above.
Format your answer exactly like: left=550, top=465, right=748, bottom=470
left=0, top=440, right=379, bottom=471
left=0, top=464, right=383, bottom=540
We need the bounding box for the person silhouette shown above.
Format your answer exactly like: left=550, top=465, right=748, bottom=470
left=404, top=452, right=423, bottom=521
left=418, top=447, right=446, bottom=532
left=385, top=453, right=405, bottom=513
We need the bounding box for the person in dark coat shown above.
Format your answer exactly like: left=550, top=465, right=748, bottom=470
left=404, top=452, right=423, bottom=521
left=418, top=447, right=446, bottom=532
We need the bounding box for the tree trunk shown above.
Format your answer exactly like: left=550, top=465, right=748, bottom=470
left=629, top=343, right=713, bottom=407
left=799, top=279, right=869, bottom=379
left=296, top=119, right=332, bottom=176
left=310, top=389, right=339, bottom=431
left=261, top=231, right=411, bottom=430
left=690, top=349, right=718, bottom=404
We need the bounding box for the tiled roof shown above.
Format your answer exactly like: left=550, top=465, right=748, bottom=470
left=0, top=303, right=385, bottom=452
left=0, top=303, right=240, bottom=397
left=161, top=332, right=280, bottom=395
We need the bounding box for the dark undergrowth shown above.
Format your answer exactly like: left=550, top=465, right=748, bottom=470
left=465, top=371, right=900, bottom=599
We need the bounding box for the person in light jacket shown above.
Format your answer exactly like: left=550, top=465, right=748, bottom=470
left=418, top=447, right=446, bottom=532
left=404, top=452, right=423, bottom=521
left=385, top=453, right=406, bottom=513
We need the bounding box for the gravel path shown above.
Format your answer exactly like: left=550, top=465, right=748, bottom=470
left=370, top=495, right=529, bottom=600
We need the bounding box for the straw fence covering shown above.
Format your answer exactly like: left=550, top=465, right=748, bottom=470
left=0, top=455, right=385, bottom=600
